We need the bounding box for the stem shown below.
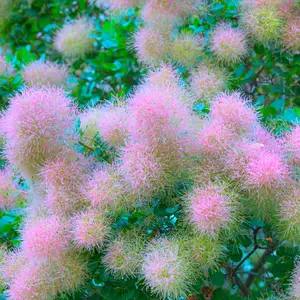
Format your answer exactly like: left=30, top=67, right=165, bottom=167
left=234, top=273, right=249, bottom=297
left=245, top=246, right=275, bottom=288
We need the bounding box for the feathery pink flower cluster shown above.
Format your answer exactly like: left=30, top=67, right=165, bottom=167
left=97, top=105, right=128, bottom=146
left=188, top=184, right=232, bottom=236
left=22, top=215, right=71, bottom=259
left=0, top=168, right=18, bottom=209
left=85, top=166, right=123, bottom=209
left=283, top=17, right=300, bottom=52
left=22, top=61, right=69, bottom=87
left=211, top=24, right=248, bottom=65
left=285, top=126, right=300, bottom=165
left=142, top=238, right=192, bottom=299
left=211, top=92, right=258, bottom=134
left=103, top=232, right=144, bottom=278
left=279, top=187, right=300, bottom=245
left=54, top=18, right=94, bottom=58
left=0, top=87, right=77, bottom=180
left=289, top=263, right=300, bottom=299
left=190, top=64, right=226, bottom=101
left=72, top=208, right=109, bottom=250
left=41, top=153, right=90, bottom=216
left=133, top=27, right=170, bottom=66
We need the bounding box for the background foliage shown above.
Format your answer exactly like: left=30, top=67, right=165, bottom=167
left=0, top=0, right=299, bottom=299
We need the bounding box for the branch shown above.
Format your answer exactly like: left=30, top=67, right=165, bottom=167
left=245, top=245, right=276, bottom=288
left=234, top=273, right=250, bottom=297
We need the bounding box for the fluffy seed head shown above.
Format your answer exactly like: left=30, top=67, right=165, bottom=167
left=242, top=6, right=284, bottom=44
left=8, top=262, right=56, bottom=300
left=133, top=27, right=170, bottom=66
left=107, top=0, right=141, bottom=10
left=0, top=87, right=77, bottom=179
left=289, top=263, right=300, bottom=300
left=54, top=18, right=94, bottom=58
left=128, top=84, right=190, bottom=145
left=72, top=208, right=109, bottom=250
left=197, top=120, right=237, bottom=156
left=283, top=17, right=300, bottom=52
left=142, top=238, right=193, bottom=299
left=22, top=215, right=71, bottom=260
left=41, top=153, right=90, bottom=216
left=183, top=233, right=225, bottom=271
left=79, top=107, right=102, bottom=143
left=169, top=33, right=203, bottom=67
left=187, top=184, right=232, bottom=236
left=0, top=250, right=29, bottom=285
left=278, top=187, right=300, bottom=245
left=97, top=105, right=128, bottom=146
left=285, top=126, right=300, bottom=166
left=190, top=64, right=226, bottom=101
left=211, top=92, right=258, bottom=134
left=22, top=61, right=69, bottom=87
left=7, top=253, right=87, bottom=299
left=85, top=166, right=123, bottom=210
left=120, top=142, right=164, bottom=196
left=141, top=0, right=182, bottom=26
left=245, top=148, right=289, bottom=195
left=103, top=231, right=144, bottom=278
left=0, top=168, right=18, bottom=209
left=211, top=24, right=248, bottom=65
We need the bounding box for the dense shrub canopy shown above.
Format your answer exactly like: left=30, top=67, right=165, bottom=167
left=0, top=1, right=299, bottom=300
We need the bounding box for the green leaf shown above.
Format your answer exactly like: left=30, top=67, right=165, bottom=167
left=210, top=271, right=226, bottom=286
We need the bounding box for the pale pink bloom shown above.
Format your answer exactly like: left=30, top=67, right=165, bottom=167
left=103, top=232, right=144, bottom=278
left=97, top=105, right=128, bottom=146
left=23, top=61, right=69, bottom=87
left=85, top=166, right=123, bottom=209
left=133, top=27, right=170, bottom=66
left=250, top=125, right=282, bottom=153
left=241, top=0, right=281, bottom=9
left=190, top=64, right=226, bottom=101
left=279, top=0, right=296, bottom=16
left=211, top=24, right=248, bottom=64
left=119, top=141, right=164, bottom=195
left=22, top=215, right=71, bottom=259
left=107, top=0, right=141, bottom=10
left=289, top=263, right=300, bottom=299
left=54, top=18, right=94, bottom=58
left=142, top=238, right=192, bottom=299
left=1, top=250, right=28, bottom=285
left=285, top=126, right=300, bottom=165
left=145, top=64, right=194, bottom=106
left=188, top=184, right=232, bottom=236
left=41, top=154, right=90, bottom=216
left=141, top=0, right=182, bottom=25
left=0, top=168, right=18, bottom=209
left=72, top=208, right=109, bottom=250
left=0, top=87, right=77, bottom=179
left=197, top=120, right=237, bottom=156
left=7, top=253, right=87, bottom=299
left=283, top=17, right=300, bottom=52
left=8, top=262, right=56, bottom=300
left=211, top=92, right=258, bottom=134
left=279, top=188, right=300, bottom=244
left=245, top=148, right=289, bottom=194
left=128, top=84, right=190, bottom=145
